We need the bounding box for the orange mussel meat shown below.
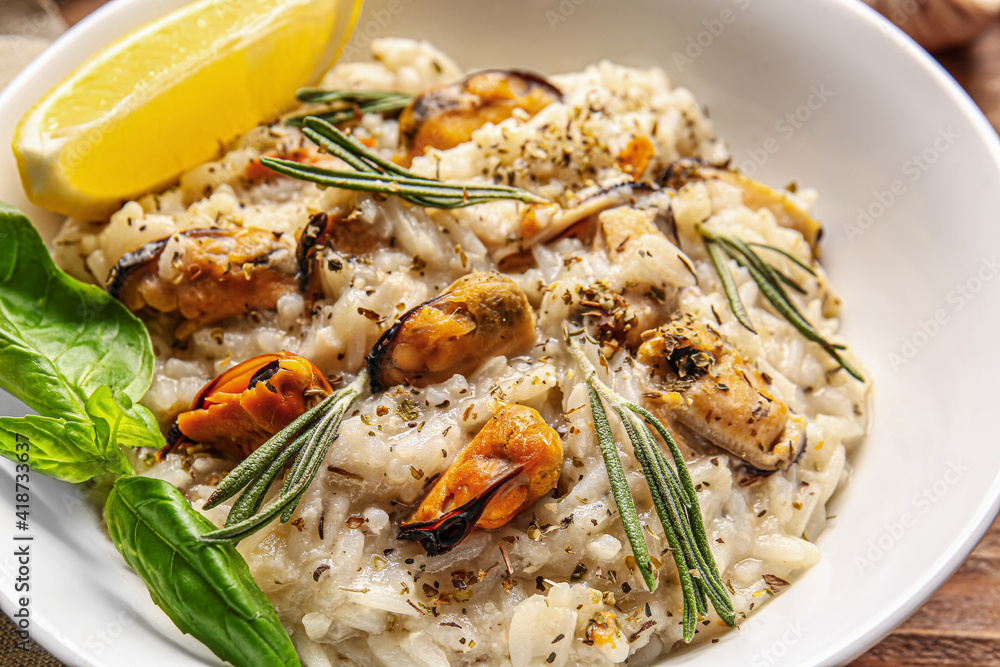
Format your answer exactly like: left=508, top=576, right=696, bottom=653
left=166, top=351, right=333, bottom=459
left=398, top=403, right=563, bottom=555
left=397, top=70, right=561, bottom=166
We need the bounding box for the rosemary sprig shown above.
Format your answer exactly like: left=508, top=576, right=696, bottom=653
left=263, top=116, right=546, bottom=209
left=699, top=226, right=864, bottom=382
left=286, top=89, right=412, bottom=127
left=566, top=329, right=735, bottom=641
left=199, top=372, right=367, bottom=544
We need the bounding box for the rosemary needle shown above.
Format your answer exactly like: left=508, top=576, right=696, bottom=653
left=748, top=242, right=817, bottom=276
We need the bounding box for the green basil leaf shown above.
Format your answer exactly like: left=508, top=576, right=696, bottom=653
left=0, top=203, right=154, bottom=417
left=86, top=385, right=167, bottom=452
left=0, top=383, right=164, bottom=481
left=0, top=203, right=163, bottom=481
left=106, top=476, right=301, bottom=667
left=0, top=415, right=126, bottom=483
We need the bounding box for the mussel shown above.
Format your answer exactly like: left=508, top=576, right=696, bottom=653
left=165, top=351, right=333, bottom=459
left=398, top=69, right=562, bottom=165
left=398, top=402, right=563, bottom=555
left=296, top=209, right=387, bottom=297
left=638, top=314, right=806, bottom=472
left=107, top=228, right=298, bottom=339
left=366, top=272, right=537, bottom=392
left=493, top=182, right=666, bottom=266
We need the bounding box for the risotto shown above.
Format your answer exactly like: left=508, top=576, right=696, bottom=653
left=54, top=38, right=868, bottom=666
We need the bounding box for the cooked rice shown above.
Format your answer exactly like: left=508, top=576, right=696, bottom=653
left=55, top=38, right=868, bottom=666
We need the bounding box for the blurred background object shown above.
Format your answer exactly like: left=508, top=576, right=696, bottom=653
left=0, top=0, right=65, bottom=88
left=866, top=0, right=1000, bottom=51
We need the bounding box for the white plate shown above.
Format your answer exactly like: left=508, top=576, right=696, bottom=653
left=2, top=1, right=1000, bottom=665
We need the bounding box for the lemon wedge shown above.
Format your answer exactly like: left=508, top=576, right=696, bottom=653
left=13, top=0, right=361, bottom=220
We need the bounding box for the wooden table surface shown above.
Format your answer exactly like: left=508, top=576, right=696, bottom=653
left=4, top=3, right=1000, bottom=666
